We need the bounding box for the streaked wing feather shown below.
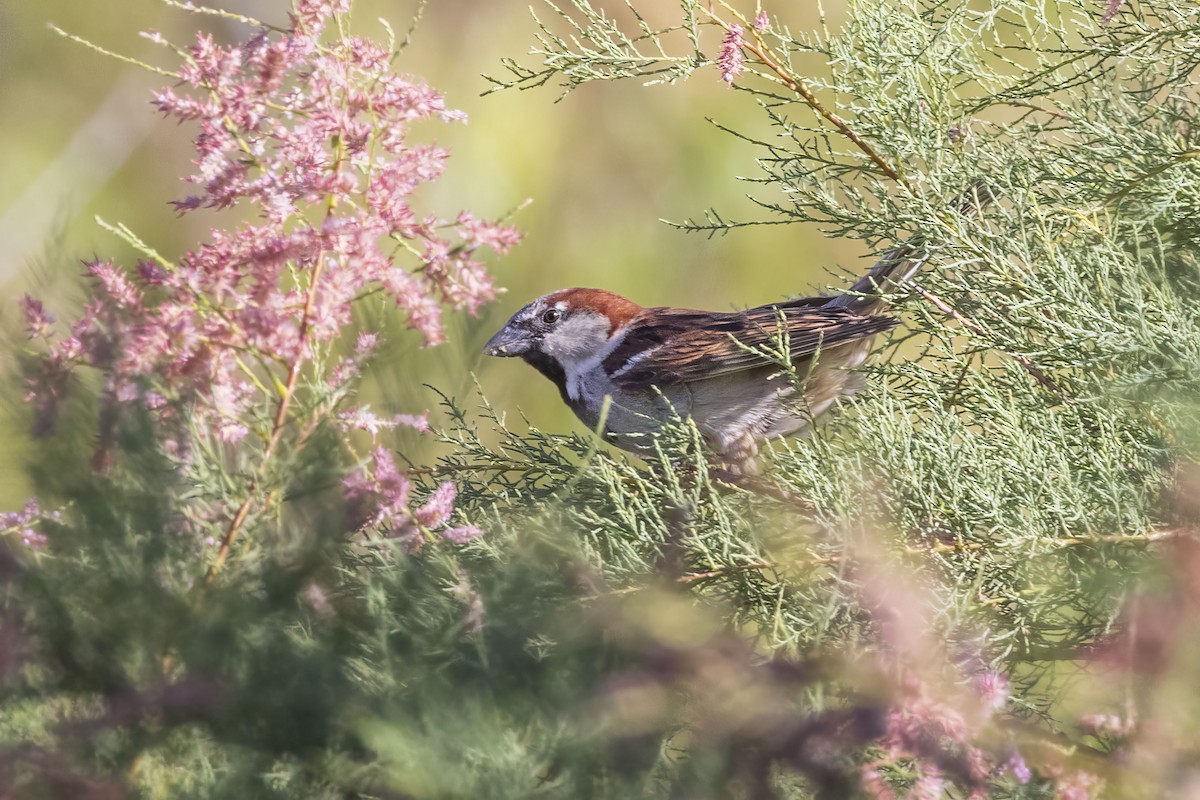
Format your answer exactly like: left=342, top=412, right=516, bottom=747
left=608, top=300, right=898, bottom=388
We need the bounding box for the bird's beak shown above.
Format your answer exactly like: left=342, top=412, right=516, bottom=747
left=483, top=325, right=534, bottom=357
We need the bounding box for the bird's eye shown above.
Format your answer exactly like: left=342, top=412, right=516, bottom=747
left=541, top=308, right=562, bottom=325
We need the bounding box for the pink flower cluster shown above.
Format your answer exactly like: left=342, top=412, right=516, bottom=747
left=28, top=0, right=517, bottom=437
left=343, top=447, right=482, bottom=547
left=861, top=674, right=992, bottom=799
left=858, top=663, right=1037, bottom=798
left=852, top=562, right=1030, bottom=796
left=1, top=498, right=53, bottom=550
left=717, top=24, right=746, bottom=86
left=18, top=0, right=509, bottom=548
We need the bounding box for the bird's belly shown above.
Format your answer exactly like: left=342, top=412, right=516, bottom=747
left=569, top=385, right=687, bottom=450
left=569, top=357, right=867, bottom=466
left=687, top=369, right=802, bottom=452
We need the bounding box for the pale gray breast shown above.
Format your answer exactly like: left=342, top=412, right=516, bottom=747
left=569, top=338, right=877, bottom=460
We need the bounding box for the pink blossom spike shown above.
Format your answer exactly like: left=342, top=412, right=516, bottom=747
left=443, top=525, right=483, bottom=544
left=20, top=295, right=54, bottom=339
left=718, top=24, right=746, bottom=86
left=1, top=498, right=50, bottom=550
left=393, top=413, right=430, bottom=432
left=971, top=670, right=1009, bottom=714
left=414, top=482, right=456, bottom=528
left=1004, top=750, right=1031, bottom=784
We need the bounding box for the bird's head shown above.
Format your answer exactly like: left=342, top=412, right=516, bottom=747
left=483, top=288, right=641, bottom=371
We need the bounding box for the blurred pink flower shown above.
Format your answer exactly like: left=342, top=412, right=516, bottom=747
left=19, top=295, right=53, bottom=339
left=443, top=525, right=483, bottom=544
left=911, top=768, right=945, bottom=800
left=1079, top=712, right=1131, bottom=738
left=344, top=449, right=481, bottom=547
left=414, top=482, right=456, bottom=528
left=1005, top=750, right=1031, bottom=784
left=859, top=766, right=895, bottom=799
left=338, top=407, right=431, bottom=439
left=971, top=670, right=1009, bottom=715
left=344, top=446, right=413, bottom=537
left=1, top=498, right=51, bottom=549
left=1055, top=771, right=1099, bottom=800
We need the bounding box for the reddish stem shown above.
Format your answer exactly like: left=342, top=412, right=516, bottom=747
left=205, top=248, right=328, bottom=582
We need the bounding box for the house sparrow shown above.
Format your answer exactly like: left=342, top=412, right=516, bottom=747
left=484, top=191, right=990, bottom=473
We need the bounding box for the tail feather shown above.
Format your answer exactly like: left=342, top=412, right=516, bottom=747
left=828, top=182, right=995, bottom=313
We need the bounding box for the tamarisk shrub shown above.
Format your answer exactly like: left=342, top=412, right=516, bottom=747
left=1, top=1, right=537, bottom=795
left=9, top=0, right=1200, bottom=796
left=20, top=0, right=516, bottom=563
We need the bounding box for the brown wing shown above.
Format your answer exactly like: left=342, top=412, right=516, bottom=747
left=604, top=298, right=898, bottom=389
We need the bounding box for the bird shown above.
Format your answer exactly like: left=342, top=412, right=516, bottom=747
left=484, top=190, right=990, bottom=474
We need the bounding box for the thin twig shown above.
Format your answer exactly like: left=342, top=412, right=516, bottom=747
left=996, top=99, right=1071, bottom=121
left=680, top=561, right=776, bottom=585
left=913, top=286, right=1071, bottom=402
left=711, top=468, right=815, bottom=512
left=404, top=463, right=536, bottom=475
left=699, top=8, right=910, bottom=189
left=48, top=24, right=179, bottom=78
left=204, top=252, right=324, bottom=581
left=929, top=528, right=1186, bottom=554
left=1103, top=148, right=1200, bottom=207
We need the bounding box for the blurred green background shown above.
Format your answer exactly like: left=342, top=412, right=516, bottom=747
left=0, top=0, right=861, bottom=506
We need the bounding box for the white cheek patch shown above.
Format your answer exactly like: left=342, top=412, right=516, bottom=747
left=557, top=320, right=626, bottom=401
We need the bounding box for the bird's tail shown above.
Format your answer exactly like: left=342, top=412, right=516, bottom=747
left=828, top=182, right=995, bottom=313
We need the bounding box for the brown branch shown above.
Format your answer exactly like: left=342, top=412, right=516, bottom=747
left=710, top=468, right=815, bottom=511
left=205, top=245, right=329, bottom=583
left=598, top=528, right=1184, bottom=601
left=701, top=8, right=909, bottom=188
left=913, top=286, right=1071, bottom=402
left=204, top=113, right=352, bottom=581
left=404, top=463, right=537, bottom=476
left=680, top=560, right=777, bottom=585
left=928, top=528, right=1184, bottom=555
left=1103, top=148, right=1200, bottom=207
